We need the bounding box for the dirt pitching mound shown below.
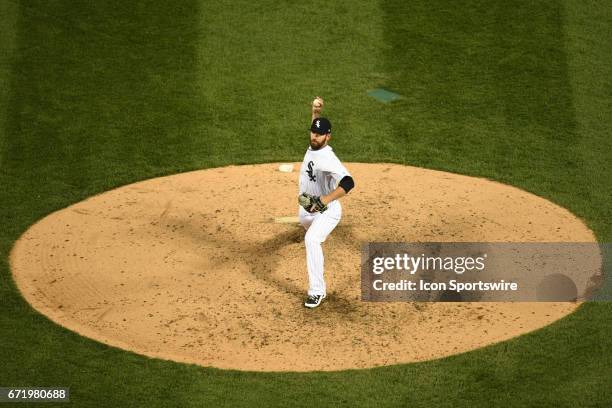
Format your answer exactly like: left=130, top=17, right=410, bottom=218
left=10, top=163, right=596, bottom=372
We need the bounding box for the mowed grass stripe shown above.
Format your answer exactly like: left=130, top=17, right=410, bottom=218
left=0, top=0, right=18, bottom=170
left=563, top=0, right=612, bottom=240
left=2, top=2, right=204, bottom=193
left=196, top=0, right=392, bottom=162
left=380, top=1, right=579, bottom=189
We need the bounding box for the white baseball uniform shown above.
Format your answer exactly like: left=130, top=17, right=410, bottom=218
left=298, top=145, right=351, bottom=297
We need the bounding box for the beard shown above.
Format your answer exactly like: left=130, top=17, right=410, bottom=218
left=310, top=141, right=323, bottom=150
left=309, top=137, right=328, bottom=150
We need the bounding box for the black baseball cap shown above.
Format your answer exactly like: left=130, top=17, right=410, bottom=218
left=310, top=117, right=332, bottom=135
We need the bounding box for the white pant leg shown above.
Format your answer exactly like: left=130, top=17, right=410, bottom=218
left=299, top=207, right=315, bottom=230
left=298, top=204, right=341, bottom=296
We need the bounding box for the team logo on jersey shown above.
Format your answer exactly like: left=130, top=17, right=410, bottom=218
left=306, top=161, right=316, bottom=182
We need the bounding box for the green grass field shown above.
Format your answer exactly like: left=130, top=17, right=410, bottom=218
left=1, top=1, right=611, bottom=406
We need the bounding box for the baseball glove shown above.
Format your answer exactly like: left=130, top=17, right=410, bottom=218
left=298, top=193, right=328, bottom=213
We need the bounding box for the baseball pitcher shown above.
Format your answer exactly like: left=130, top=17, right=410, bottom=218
left=298, top=96, right=355, bottom=308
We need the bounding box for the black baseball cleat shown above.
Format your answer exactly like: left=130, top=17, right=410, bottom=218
left=304, top=294, right=325, bottom=308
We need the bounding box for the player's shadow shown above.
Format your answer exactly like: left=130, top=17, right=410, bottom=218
left=156, top=214, right=362, bottom=316
left=154, top=214, right=306, bottom=296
